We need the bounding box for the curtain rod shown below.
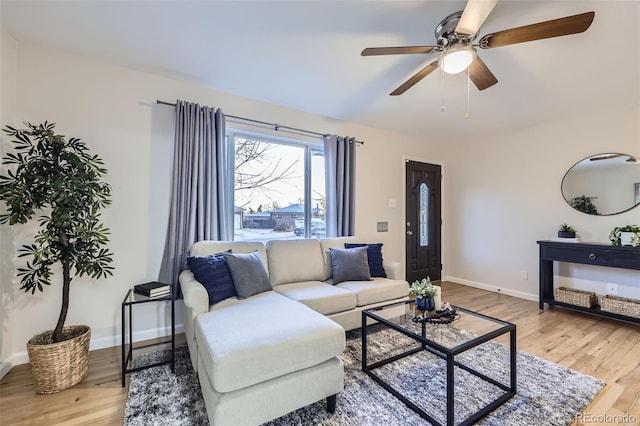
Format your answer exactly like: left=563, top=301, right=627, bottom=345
left=156, top=100, right=363, bottom=145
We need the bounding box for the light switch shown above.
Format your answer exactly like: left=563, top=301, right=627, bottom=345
left=377, top=222, right=388, bottom=232
left=388, top=199, right=396, bottom=208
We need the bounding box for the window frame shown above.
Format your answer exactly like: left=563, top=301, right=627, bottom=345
left=226, top=129, right=324, bottom=241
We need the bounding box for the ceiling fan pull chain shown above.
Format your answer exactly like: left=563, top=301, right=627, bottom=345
left=441, top=68, right=445, bottom=112
left=466, top=72, right=471, bottom=119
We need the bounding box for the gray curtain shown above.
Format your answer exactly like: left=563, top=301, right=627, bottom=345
left=158, top=100, right=230, bottom=293
left=324, top=135, right=356, bottom=237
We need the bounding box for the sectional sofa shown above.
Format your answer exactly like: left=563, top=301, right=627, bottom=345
left=179, top=236, right=410, bottom=425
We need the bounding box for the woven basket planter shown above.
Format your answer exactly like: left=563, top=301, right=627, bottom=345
left=27, top=325, right=91, bottom=394
left=601, top=295, right=640, bottom=319
left=554, top=287, right=596, bottom=308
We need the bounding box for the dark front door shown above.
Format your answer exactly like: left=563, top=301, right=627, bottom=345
left=405, top=160, right=442, bottom=283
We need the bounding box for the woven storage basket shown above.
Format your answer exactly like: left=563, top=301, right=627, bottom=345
left=554, top=287, right=596, bottom=308
left=27, top=325, right=90, bottom=394
left=601, top=295, right=640, bottom=319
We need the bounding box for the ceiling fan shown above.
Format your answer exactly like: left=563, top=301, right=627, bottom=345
left=362, top=0, right=595, bottom=96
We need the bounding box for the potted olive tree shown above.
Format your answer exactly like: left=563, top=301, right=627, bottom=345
left=0, top=122, right=113, bottom=393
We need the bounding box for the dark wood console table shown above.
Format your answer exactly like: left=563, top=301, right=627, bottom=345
left=538, top=240, right=640, bottom=324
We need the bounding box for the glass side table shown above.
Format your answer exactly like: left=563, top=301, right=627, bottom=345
left=121, top=287, right=175, bottom=387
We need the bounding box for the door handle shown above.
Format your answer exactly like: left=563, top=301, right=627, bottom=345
left=406, top=231, right=413, bottom=235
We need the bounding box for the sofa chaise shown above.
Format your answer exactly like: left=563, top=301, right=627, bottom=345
left=179, top=236, right=410, bottom=425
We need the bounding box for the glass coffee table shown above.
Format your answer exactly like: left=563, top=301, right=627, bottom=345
left=362, top=300, right=516, bottom=426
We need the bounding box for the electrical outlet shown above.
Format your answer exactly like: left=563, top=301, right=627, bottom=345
left=606, top=283, right=618, bottom=295
left=520, top=270, right=528, bottom=280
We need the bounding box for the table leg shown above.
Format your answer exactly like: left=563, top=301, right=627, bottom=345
left=539, top=255, right=553, bottom=309
left=446, top=353, right=454, bottom=426
left=510, top=327, right=517, bottom=393
left=361, top=311, right=367, bottom=371
left=121, top=301, right=125, bottom=387
left=171, top=294, right=175, bottom=372
left=128, top=303, right=133, bottom=350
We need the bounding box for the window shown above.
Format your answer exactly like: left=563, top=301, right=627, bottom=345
left=419, top=182, right=429, bottom=247
left=228, top=131, right=325, bottom=242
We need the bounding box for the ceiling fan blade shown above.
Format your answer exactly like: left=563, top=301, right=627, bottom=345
left=466, top=56, right=498, bottom=90
left=455, top=0, right=499, bottom=36
left=390, top=61, right=439, bottom=96
left=479, top=11, right=595, bottom=49
left=361, top=46, right=438, bottom=56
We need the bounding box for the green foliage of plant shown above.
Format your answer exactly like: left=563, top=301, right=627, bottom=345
left=609, top=225, right=640, bottom=246
left=558, top=223, right=576, bottom=233
left=0, top=122, right=113, bottom=343
left=409, top=277, right=437, bottom=298
left=570, top=195, right=599, bottom=215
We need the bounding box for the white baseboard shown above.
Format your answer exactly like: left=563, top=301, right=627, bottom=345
left=9, top=323, right=184, bottom=367
left=90, top=323, right=185, bottom=351
left=0, top=356, right=13, bottom=380
left=445, top=276, right=538, bottom=302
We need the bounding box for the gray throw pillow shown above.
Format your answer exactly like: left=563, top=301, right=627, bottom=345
left=330, top=246, right=372, bottom=284
left=223, top=251, right=272, bottom=299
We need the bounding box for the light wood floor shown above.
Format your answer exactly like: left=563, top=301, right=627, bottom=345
left=1, top=282, right=638, bottom=425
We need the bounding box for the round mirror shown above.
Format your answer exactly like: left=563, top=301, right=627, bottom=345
left=562, top=153, right=640, bottom=215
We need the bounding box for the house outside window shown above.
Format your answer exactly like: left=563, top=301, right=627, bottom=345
left=228, top=131, right=325, bottom=242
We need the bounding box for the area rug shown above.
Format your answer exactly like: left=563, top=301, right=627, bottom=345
left=124, top=324, right=605, bottom=425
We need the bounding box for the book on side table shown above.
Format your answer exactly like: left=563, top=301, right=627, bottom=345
left=134, top=281, right=171, bottom=297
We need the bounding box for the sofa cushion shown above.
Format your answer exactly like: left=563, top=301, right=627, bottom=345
left=266, top=239, right=326, bottom=286
left=344, top=243, right=387, bottom=278
left=187, top=253, right=236, bottom=305
left=336, top=277, right=409, bottom=306
left=319, top=237, right=357, bottom=280
left=195, top=291, right=345, bottom=393
left=191, top=241, right=269, bottom=274
left=223, top=251, right=272, bottom=299
left=329, top=246, right=371, bottom=284
left=273, top=281, right=357, bottom=315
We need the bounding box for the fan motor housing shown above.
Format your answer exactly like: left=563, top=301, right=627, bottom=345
left=435, top=11, right=476, bottom=46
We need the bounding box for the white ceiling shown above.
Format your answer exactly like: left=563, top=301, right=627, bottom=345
left=2, top=1, right=639, bottom=141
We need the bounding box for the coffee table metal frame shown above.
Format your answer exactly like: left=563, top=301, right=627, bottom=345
left=362, top=300, right=516, bottom=426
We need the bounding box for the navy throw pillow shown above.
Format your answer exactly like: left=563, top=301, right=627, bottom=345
left=187, top=253, right=236, bottom=305
left=344, top=243, right=387, bottom=278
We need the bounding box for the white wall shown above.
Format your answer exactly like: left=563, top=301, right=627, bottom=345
left=2, top=33, right=639, bottom=376
left=0, top=40, right=443, bottom=371
left=443, top=105, right=640, bottom=300
left=0, top=29, right=18, bottom=378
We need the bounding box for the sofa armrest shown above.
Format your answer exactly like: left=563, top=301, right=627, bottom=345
left=179, top=270, right=209, bottom=316
left=384, top=261, right=402, bottom=280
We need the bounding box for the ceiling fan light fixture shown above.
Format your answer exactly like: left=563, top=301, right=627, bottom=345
left=439, top=44, right=476, bottom=74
